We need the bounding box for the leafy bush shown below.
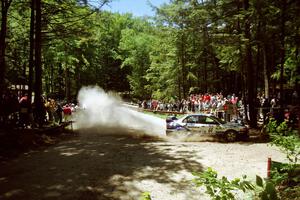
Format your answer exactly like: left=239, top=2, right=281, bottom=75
left=255, top=175, right=279, bottom=200
left=266, top=119, right=300, bottom=165
left=192, top=168, right=280, bottom=200
left=140, top=192, right=152, bottom=200
left=192, top=167, right=254, bottom=200
left=265, top=119, right=300, bottom=198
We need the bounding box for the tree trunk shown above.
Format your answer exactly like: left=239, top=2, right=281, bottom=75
left=50, top=64, right=54, bottom=94
left=34, top=0, right=44, bottom=126
left=58, top=63, right=64, bottom=98
left=180, top=33, right=186, bottom=97
left=65, top=67, right=71, bottom=102
left=177, top=73, right=182, bottom=100
left=263, top=45, right=269, bottom=98
left=256, top=0, right=270, bottom=99
left=279, top=0, right=287, bottom=107
left=28, top=0, right=35, bottom=109
left=75, top=61, right=81, bottom=94
left=0, top=0, right=12, bottom=96
left=203, top=58, right=207, bottom=92
left=244, top=0, right=257, bottom=128
left=296, top=40, right=300, bottom=106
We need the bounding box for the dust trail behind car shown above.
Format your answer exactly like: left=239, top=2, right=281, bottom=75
left=73, top=86, right=166, bottom=138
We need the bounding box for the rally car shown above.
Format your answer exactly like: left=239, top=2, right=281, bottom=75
left=166, top=113, right=248, bottom=142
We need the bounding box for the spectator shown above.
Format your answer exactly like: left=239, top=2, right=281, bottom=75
left=34, top=96, right=47, bottom=128
left=45, top=98, right=56, bottom=123
left=216, top=99, right=224, bottom=119
left=224, top=100, right=233, bottom=122
left=55, top=103, right=63, bottom=124
left=270, top=96, right=277, bottom=113
left=63, top=104, right=72, bottom=122
left=142, top=100, right=147, bottom=109
left=262, top=98, right=270, bottom=124
left=231, top=94, right=238, bottom=120
left=19, top=94, right=29, bottom=128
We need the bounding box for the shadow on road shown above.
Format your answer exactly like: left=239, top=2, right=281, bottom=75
left=0, top=131, right=204, bottom=200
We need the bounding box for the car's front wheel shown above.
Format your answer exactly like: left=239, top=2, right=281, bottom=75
left=225, top=130, right=237, bottom=142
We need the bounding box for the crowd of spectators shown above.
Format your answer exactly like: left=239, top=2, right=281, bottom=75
left=139, top=91, right=299, bottom=124
left=139, top=93, right=242, bottom=122
left=257, top=91, right=299, bottom=126
left=1, top=89, right=298, bottom=129
left=0, top=91, right=78, bottom=129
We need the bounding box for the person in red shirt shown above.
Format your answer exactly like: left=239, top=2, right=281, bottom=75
left=63, top=104, right=72, bottom=122
left=204, top=93, right=211, bottom=102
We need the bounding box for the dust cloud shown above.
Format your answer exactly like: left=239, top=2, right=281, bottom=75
left=73, top=86, right=166, bottom=137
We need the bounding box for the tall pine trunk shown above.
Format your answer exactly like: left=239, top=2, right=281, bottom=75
left=263, top=45, right=269, bottom=98
left=0, top=0, right=12, bottom=96
left=34, top=0, right=43, bottom=126
left=279, top=0, right=287, bottom=107
left=203, top=58, right=207, bottom=92
left=256, top=0, right=269, bottom=99
left=180, top=32, right=186, bottom=97
left=65, top=67, right=71, bottom=102
left=28, top=0, right=35, bottom=110
left=244, top=0, right=257, bottom=128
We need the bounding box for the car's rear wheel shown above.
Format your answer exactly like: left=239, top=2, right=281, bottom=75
left=225, top=130, right=237, bottom=142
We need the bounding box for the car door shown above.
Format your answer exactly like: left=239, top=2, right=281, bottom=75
left=182, top=115, right=199, bottom=131
left=195, top=116, right=211, bottom=134
left=204, top=116, right=220, bottom=134
left=179, top=115, right=207, bottom=134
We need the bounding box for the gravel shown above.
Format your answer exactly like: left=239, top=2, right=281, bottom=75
left=0, top=132, right=287, bottom=200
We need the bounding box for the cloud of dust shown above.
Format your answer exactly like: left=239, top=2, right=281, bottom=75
left=73, top=86, right=166, bottom=137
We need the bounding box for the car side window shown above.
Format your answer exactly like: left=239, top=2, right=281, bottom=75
left=198, top=116, right=207, bottom=124
left=206, top=117, right=218, bottom=124
left=184, top=116, right=198, bottom=123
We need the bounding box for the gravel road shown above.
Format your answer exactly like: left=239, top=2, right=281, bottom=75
left=0, top=132, right=287, bottom=200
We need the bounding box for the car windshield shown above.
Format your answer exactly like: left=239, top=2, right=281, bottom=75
left=209, top=116, right=226, bottom=124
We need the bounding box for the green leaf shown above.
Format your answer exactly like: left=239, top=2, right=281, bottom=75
left=141, top=192, right=152, bottom=200
left=265, top=182, right=278, bottom=199
left=256, top=175, right=264, bottom=187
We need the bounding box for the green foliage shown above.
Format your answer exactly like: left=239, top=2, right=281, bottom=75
left=192, top=167, right=282, bottom=200
left=271, top=47, right=300, bottom=86
left=266, top=119, right=300, bottom=164
left=140, top=192, right=152, bottom=200
left=216, top=46, right=241, bottom=72
left=3, top=0, right=300, bottom=102
left=118, top=24, right=155, bottom=98
left=270, top=162, right=290, bottom=185
left=265, top=119, right=300, bottom=198
left=255, top=175, right=279, bottom=200
left=193, top=167, right=254, bottom=200
left=146, top=27, right=179, bottom=100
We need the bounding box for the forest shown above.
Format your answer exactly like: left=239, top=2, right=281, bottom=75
left=0, top=0, right=299, bottom=127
